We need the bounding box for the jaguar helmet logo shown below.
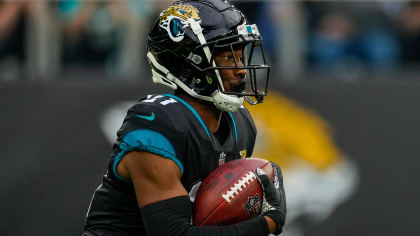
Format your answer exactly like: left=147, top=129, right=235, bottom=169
left=159, top=4, right=200, bottom=42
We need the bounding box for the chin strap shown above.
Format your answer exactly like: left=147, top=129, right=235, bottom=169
left=213, top=91, right=244, bottom=112
left=147, top=52, right=178, bottom=89
left=188, top=18, right=225, bottom=92
left=148, top=51, right=213, bottom=102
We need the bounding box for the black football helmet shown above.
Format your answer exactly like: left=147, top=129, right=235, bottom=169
left=147, top=0, right=270, bottom=112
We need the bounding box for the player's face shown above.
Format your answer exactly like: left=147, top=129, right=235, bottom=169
left=214, top=48, right=247, bottom=93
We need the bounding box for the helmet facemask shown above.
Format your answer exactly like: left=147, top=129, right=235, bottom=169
left=201, top=28, right=270, bottom=105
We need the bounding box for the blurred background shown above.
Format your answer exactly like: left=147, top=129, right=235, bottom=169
left=1, top=0, right=419, bottom=235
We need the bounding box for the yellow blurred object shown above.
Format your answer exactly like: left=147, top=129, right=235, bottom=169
left=246, top=90, right=340, bottom=170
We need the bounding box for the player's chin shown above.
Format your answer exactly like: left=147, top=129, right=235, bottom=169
left=230, top=81, right=246, bottom=94
left=222, top=78, right=245, bottom=94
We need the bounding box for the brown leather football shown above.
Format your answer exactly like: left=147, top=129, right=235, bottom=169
left=193, top=157, right=274, bottom=226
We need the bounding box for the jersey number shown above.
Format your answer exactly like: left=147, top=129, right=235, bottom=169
left=143, top=95, right=177, bottom=105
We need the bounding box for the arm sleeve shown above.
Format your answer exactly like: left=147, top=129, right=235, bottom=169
left=141, top=196, right=270, bottom=236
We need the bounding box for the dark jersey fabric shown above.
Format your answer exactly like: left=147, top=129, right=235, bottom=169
left=84, top=94, right=257, bottom=235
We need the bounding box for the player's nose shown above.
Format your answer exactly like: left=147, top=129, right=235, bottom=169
left=235, top=66, right=247, bottom=80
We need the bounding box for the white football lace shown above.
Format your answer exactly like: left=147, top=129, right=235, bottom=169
left=222, top=171, right=256, bottom=203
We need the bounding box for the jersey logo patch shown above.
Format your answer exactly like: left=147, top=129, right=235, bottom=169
left=218, top=152, right=226, bottom=166
left=239, top=149, right=247, bottom=158
left=136, top=112, right=155, bottom=121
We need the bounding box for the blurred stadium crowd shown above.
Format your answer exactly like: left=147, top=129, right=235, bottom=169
left=1, top=0, right=420, bottom=82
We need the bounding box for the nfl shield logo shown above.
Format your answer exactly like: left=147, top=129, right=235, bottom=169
left=242, top=194, right=261, bottom=217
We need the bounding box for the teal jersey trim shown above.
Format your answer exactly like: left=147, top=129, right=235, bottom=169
left=228, top=112, right=238, bottom=142
left=163, top=94, right=211, bottom=139
left=113, top=129, right=182, bottom=183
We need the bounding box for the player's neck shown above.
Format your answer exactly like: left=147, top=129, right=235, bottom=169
left=178, top=94, right=222, bottom=133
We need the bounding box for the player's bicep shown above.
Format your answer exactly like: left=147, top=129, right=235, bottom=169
left=119, top=151, right=188, bottom=207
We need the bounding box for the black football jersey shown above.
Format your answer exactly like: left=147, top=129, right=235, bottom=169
left=84, top=94, right=257, bottom=235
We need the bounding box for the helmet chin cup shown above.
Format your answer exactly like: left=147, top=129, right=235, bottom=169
left=212, top=91, right=244, bottom=112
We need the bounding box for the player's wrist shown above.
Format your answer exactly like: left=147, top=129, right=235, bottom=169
left=263, top=210, right=285, bottom=234
left=264, top=215, right=277, bottom=234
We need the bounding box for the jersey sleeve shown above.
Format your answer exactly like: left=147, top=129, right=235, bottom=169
left=111, top=95, right=187, bottom=182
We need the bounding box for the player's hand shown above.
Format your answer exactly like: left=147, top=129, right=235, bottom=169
left=255, top=162, right=287, bottom=235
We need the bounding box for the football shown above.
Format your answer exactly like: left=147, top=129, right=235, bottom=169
left=193, top=157, right=274, bottom=226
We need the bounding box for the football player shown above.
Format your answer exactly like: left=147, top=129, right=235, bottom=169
left=82, top=0, right=286, bottom=235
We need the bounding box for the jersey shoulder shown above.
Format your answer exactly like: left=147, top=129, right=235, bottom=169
left=118, top=94, right=186, bottom=137
left=112, top=94, right=190, bottom=180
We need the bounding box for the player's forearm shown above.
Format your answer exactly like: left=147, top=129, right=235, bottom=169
left=141, top=195, right=271, bottom=236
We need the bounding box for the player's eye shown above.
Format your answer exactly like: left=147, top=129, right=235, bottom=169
left=223, top=55, right=235, bottom=62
